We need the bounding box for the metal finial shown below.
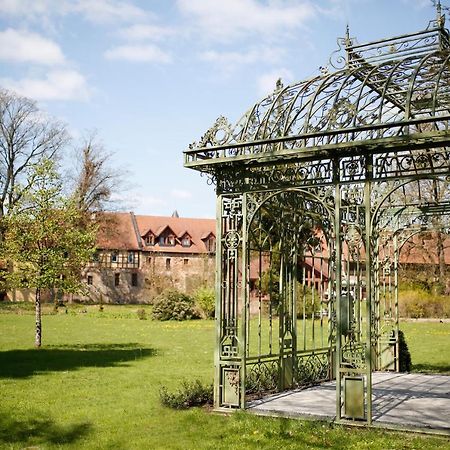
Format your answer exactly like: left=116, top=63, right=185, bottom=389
left=436, top=0, right=442, bottom=17
left=275, top=78, right=283, bottom=92
left=436, top=0, right=446, bottom=27
left=345, top=23, right=351, bottom=46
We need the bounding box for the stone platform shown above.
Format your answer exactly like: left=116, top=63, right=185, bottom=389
left=247, top=372, right=450, bottom=433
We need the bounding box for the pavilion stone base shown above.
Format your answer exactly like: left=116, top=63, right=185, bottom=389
left=247, top=372, right=450, bottom=434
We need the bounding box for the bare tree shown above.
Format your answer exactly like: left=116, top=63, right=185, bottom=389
left=398, top=177, right=450, bottom=289
left=72, top=132, right=123, bottom=215
left=0, top=89, right=69, bottom=219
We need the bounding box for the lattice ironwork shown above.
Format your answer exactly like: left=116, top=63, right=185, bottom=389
left=295, top=351, right=331, bottom=385
left=185, top=7, right=450, bottom=427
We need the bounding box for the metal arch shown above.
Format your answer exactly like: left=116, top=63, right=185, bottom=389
left=371, top=179, right=427, bottom=229
left=352, top=60, right=390, bottom=129
left=371, top=175, right=450, bottom=228
left=259, top=84, right=289, bottom=140
left=405, top=52, right=443, bottom=119
left=246, top=187, right=335, bottom=232
left=432, top=52, right=450, bottom=116
left=376, top=58, right=411, bottom=123
left=283, top=77, right=322, bottom=137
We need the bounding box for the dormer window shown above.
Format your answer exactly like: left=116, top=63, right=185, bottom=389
left=144, top=233, right=155, bottom=246
left=159, top=233, right=175, bottom=246
left=158, top=227, right=175, bottom=247
left=201, top=232, right=216, bottom=253
left=181, top=234, right=191, bottom=247
left=206, top=236, right=216, bottom=252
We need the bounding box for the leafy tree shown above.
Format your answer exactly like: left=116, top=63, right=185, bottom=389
left=0, top=88, right=68, bottom=219
left=1, top=159, right=96, bottom=347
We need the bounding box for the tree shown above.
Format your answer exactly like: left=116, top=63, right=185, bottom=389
left=1, top=159, right=96, bottom=347
left=0, top=89, right=68, bottom=219
left=398, top=177, right=450, bottom=290
left=72, top=132, right=122, bottom=215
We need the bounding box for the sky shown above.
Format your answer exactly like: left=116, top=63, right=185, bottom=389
left=0, top=0, right=439, bottom=218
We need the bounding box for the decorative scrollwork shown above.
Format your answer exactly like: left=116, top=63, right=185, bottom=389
left=222, top=196, right=243, bottom=219
left=224, top=231, right=240, bottom=249
left=344, top=224, right=363, bottom=250
left=294, top=352, right=330, bottom=385
left=341, top=156, right=366, bottom=182
left=341, top=185, right=364, bottom=206
left=375, top=150, right=450, bottom=179
left=342, top=343, right=366, bottom=369
left=246, top=360, right=279, bottom=394
left=189, top=115, right=232, bottom=149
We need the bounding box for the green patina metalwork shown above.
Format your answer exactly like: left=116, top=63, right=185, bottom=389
left=184, top=7, right=450, bottom=426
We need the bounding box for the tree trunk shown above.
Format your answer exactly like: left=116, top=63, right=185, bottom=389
left=437, top=231, right=446, bottom=287
left=35, top=287, right=42, bottom=348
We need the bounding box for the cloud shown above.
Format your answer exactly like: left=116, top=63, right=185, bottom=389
left=0, top=0, right=150, bottom=24
left=177, top=0, right=315, bottom=42
left=104, top=43, right=171, bottom=63
left=0, top=28, right=65, bottom=65
left=399, top=0, right=429, bottom=8
left=200, top=46, right=284, bottom=70
left=171, top=189, right=192, bottom=200
left=1, top=69, right=90, bottom=101
left=129, top=192, right=167, bottom=213
left=118, top=23, right=176, bottom=41
left=257, top=68, right=294, bottom=96
left=74, top=0, right=150, bottom=24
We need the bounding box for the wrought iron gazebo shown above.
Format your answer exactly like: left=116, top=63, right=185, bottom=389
left=184, top=8, right=450, bottom=426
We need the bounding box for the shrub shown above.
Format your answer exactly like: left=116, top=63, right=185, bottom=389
left=159, top=379, right=213, bottom=409
left=152, top=289, right=198, bottom=321
left=399, top=289, right=450, bottom=318
left=296, top=285, right=315, bottom=318
left=398, top=330, right=412, bottom=372
left=136, top=308, right=146, bottom=320
left=194, top=287, right=215, bottom=318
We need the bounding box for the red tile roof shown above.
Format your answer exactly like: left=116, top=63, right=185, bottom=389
left=96, top=212, right=141, bottom=250
left=95, top=212, right=216, bottom=255
left=135, top=214, right=216, bottom=254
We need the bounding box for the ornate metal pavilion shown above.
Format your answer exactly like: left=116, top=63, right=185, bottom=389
left=184, top=8, right=450, bottom=426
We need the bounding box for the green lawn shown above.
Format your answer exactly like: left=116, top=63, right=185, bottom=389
left=0, top=304, right=449, bottom=449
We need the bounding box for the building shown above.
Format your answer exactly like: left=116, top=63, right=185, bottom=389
left=79, top=212, right=216, bottom=303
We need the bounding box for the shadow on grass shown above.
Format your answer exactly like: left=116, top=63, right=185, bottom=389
left=0, top=343, right=156, bottom=378
left=413, top=363, right=450, bottom=374
left=0, top=413, right=91, bottom=445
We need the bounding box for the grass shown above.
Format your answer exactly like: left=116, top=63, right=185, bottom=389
left=0, top=304, right=449, bottom=449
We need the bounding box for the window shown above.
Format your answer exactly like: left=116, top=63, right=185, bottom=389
left=147, top=257, right=152, bottom=264
left=145, top=234, right=154, bottom=246
left=128, top=252, right=134, bottom=264
left=87, top=275, right=93, bottom=285
left=111, top=252, right=118, bottom=263
left=114, top=273, right=120, bottom=286
left=159, top=232, right=176, bottom=246
left=183, top=258, right=189, bottom=265
left=166, top=258, right=171, bottom=270
left=181, top=235, right=191, bottom=247
left=131, top=273, right=138, bottom=287
left=206, top=237, right=216, bottom=252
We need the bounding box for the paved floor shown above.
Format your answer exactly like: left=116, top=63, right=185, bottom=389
left=247, top=372, right=450, bottom=432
